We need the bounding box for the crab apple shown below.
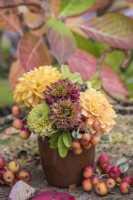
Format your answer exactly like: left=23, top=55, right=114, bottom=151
left=82, top=133, right=91, bottom=142
left=119, top=182, right=130, bottom=194
left=109, top=166, right=121, bottom=179
left=91, top=135, right=100, bottom=146
left=106, top=178, right=116, bottom=189
left=83, top=142, right=92, bottom=150
left=95, top=182, right=108, bottom=196
left=19, top=128, right=31, bottom=140
left=83, top=166, right=94, bottom=178
left=0, top=157, right=6, bottom=169
left=0, top=168, right=6, bottom=179
left=72, top=147, right=83, bottom=155
left=82, top=179, right=93, bottom=192
left=91, top=175, right=100, bottom=185
left=103, top=165, right=112, bottom=174
left=12, top=105, right=21, bottom=116
left=115, top=177, right=122, bottom=184
left=13, top=119, right=23, bottom=130
left=122, top=176, right=133, bottom=186
left=92, top=120, right=101, bottom=132
left=18, top=169, right=31, bottom=182
left=98, top=154, right=110, bottom=166
left=71, top=141, right=81, bottom=149
left=100, top=163, right=108, bottom=171
left=3, top=170, right=15, bottom=184
left=8, top=160, right=20, bottom=173
left=80, top=139, right=89, bottom=147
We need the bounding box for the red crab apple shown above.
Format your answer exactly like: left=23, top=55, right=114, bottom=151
left=3, top=170, right=15, bottom=184
left=72, top=147, right=83, bottom=155
left=71, top=141, right=81, bottom=149
left=13, top=119, right=23, bottom=130
left=98, top=154, right=110, bottom=166
left=106, top=178, right=116, bottom=189
left=82, top=179, right=93, bottom=192
left=95, top=182, right=108, bottom=196
left=82, top=133, right=91, bottom=142
left=8, top=160, right=20, bottom=173
left=0, top=156, right=6, bottom=169
left=91, top=135, right=100, bottom=146
left=0, top=168, right=6, bottom=179
left=109, top=166, right=121, bottom=179
left=92, top=120, right=101, bottom=132
left=19, top=128, right=31, bottom=140
left=18, top=169, right=31, bottom=182
left=83, top=166, right=94, bottom=178
left=91, top=175, right=100, bottom=185
left=12, top=105, right=21, bottom=116
left=119, top=182, right=130, bottom=194
left=115, top=177, right=122, bottom=184
left=122, top=176, right=133, bottom=186
left=83, top=142, right=92, bottom=150
left=103, top=165, right=112, bottom=174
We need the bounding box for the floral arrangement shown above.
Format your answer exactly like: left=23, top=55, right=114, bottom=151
left=13, top=65, right=116, bottom=158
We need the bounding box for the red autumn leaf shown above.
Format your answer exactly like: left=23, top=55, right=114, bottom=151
left=68, top=49, right=129, bottom=96
left=17, top=32, right=51, bottom=72
left=9, top=60, right=24, bottom=90
left=32, top=191, right=76, bottom=200
left=0, top=8, right=23, bottom=35
left=45, top=18, right=77, bottom=65
left=0, top=0, right=41, bottom=8
left=80, top=13, right=133, bottom=49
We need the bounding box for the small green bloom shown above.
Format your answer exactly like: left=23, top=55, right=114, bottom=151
left=27, top=103, right=53, bottom=137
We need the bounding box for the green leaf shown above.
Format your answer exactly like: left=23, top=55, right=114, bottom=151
left=69, top=72, right=83, bottom=84
left=58, top=134, right=69, bottom=158
left=101, top=135, right=109, bottom=142
left=61, top=65, right=70, bottom=79
left=88, top=72, right=101, bottom=90
left=62, top=131, right=72, bottom=148
left=50, top=132, right=61, bottom=149
left=45, top=18, right=77, bottom=64
left=59, top=0, right=96, bottom=17
left=117, top=157, right=129, bottom=173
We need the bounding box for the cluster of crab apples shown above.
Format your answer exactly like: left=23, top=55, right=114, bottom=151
left=71, top=122, right=101, bottom=154
left=12, top=105, right=31, bottom=140
left=0, top=156, right=31, bottom=186
left=82, top=154, right=133, bottom=196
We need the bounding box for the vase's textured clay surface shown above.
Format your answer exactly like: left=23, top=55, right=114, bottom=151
left=38, top=137, right=95, bottom=188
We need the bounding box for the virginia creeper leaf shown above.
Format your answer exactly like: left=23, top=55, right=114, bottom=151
left=46, top=18, right=77, bottom=64
left=17, top=32, right=51, bottom=72
left=0, top=9, right=23, bottom=35
left=68, top=49, right=129, bottom=97
left=59, top=0, right=96, bottom=17
left=0, top=0, right=41, bottom=8
left=60, top=0, right=109, bottom=16
left=81, top=13, right=133, bottom=49
left=58, top=134, right=69, bottom=158
left=9, top=60, right=24, bottom=90
left=61, top=65, right=71, bottom=79
left=62, top=131, right=72, bottom=148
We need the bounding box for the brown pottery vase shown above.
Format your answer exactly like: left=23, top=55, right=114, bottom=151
left=38, top=137, right=95, bottom=188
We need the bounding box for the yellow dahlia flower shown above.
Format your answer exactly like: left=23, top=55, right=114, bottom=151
left=80, top=88, right=116, bottom=134
left=14, top=66, right=62, bottom=107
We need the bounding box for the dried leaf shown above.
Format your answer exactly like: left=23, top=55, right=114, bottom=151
left=0, top=8, right=22, bottom=35
left=0, top=0, right=41, bottom=8
left=81, top=13, right=133, bottom=49
left=50, top=0, right=62, bottom=17
left=9, top=60, right=24, bottom=90
left=46, top=18, right=77, bottom=64
left=17, top=32, right=51, bottom=72
left=68, top=49, right=129, bottom=97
